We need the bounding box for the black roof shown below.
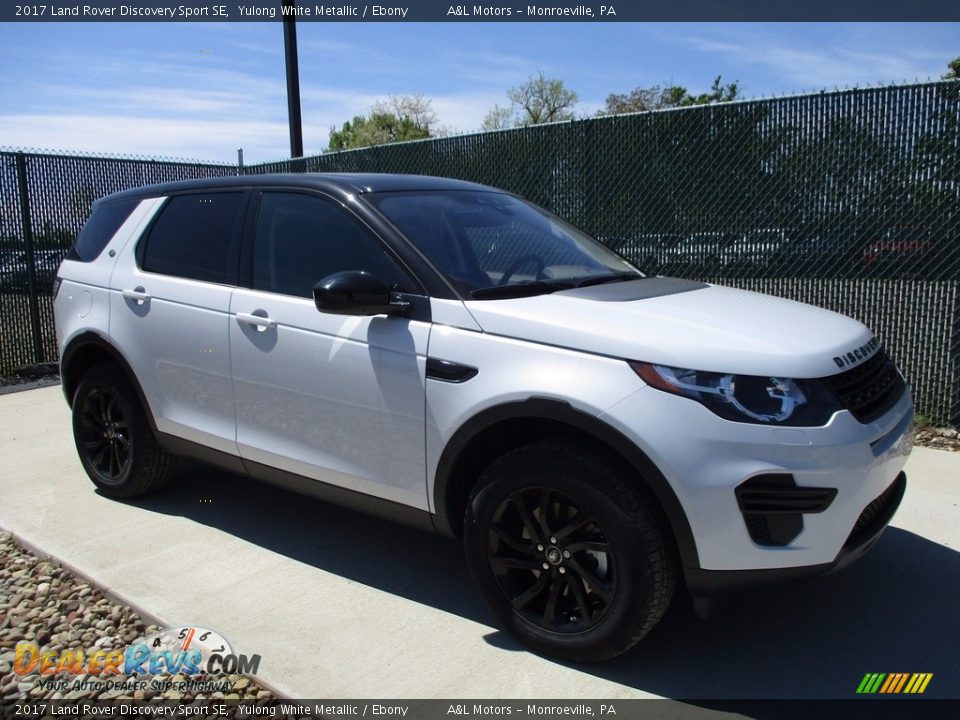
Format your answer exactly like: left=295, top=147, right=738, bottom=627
left=102, top=173, right=497, bottom=203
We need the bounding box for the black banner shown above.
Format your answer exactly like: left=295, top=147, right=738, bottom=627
left=1, top=0, right=958, bottom=22
left=1, top=699, right=956, bottom=720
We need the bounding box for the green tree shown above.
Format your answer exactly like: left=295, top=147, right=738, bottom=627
left=943, top=57, right=960, bottom=79
left=480, top=104, right=515, bottom=131
left=328, top=94, right=439, bottom=150
left=597, top=75, right=739, bottom=116
left=483, top=72, right=578, bottom=129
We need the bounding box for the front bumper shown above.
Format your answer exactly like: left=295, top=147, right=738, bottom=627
left=685, top=470, right=906, bottom=596
left=599, top=383, right=913, bottom=573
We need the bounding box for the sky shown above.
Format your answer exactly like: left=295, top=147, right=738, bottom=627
left=0, top=21, right=957, bottom=164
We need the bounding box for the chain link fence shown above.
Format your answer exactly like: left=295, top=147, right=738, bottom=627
left=0, top=150, right=236, bottom=372
left=1, top=80, right=958, bottom=423
left=251, top=81, right=960, bottom=425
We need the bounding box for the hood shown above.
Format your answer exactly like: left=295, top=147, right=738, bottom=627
left=463, top=279, right=875, bottom=378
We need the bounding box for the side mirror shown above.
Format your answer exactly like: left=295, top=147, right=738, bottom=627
left=313, top=271, right=409, bottom=316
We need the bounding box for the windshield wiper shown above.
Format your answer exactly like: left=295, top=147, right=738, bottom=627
left=470, top=280, right=574, bottom=300
left=573, top=272, right=642, bottom=288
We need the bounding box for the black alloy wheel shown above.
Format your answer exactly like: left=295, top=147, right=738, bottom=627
left=487, top=487, right=617, bottom=633
left=75, top=386, right=132, bottom=483
left=465, top=440, right=677, bottom=662
left=72, top=363, right=174, bottom=498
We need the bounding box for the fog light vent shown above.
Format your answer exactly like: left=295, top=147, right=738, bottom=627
left=735, top=474, right=837, bottom=547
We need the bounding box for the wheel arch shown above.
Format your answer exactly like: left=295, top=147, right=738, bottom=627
left=60, top=331, right=157, bottom=431
left=432, top=398, right=700, bottom=570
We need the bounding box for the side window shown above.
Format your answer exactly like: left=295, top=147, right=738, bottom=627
left=141, top=193, right=244, bottom=284
left=70, top=198, right=140, bottom=262
left=253, top=192, right=414, bottom=299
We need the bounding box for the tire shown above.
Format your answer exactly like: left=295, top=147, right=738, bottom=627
left=464, top=440, right=676, bottom=662
left=71, top=363, right=174, bottom=498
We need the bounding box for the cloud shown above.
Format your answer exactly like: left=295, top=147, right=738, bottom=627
left=298, top=37, right=370, bottom=55
left=44, top=84, right=283, bottom=118
left=1, top=23, right=558, bottom=158
left=21, top=23, right=947, bottom=163
left=0, top=113, right=326, bottom=164
left=0, top=81, right=505, bottom=163
left=430, top=91, right=514, bottom=133
left=225, top=40, right=283, bottom=56
left=435, top=49, right=541, bottom=88
left=685, top=32, right=946, bottom=91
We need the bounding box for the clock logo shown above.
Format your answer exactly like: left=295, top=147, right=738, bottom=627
left=126, top=626, right=260, bottom=676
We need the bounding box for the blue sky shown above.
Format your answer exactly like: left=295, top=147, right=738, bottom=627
left=0, top=22, right=956, bottom=164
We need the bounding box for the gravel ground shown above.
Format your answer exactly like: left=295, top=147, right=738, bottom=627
left=916, top=423, right=960, bottom=452
left=0, top=363, right=58, bottom=385
left=0, top=531, right=275, bottom=702
left=0, top=364, right=60, bottom=396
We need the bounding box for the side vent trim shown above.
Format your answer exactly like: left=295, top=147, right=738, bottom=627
left=426, top=358, right=478, bottom=384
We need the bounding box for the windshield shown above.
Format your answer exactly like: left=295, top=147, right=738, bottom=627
left=365, top=190, right=641, bottom=298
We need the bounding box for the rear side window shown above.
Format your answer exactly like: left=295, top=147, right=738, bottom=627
left=141, top=193, right=245, bottom=284
left=69, top=199, right=140, bottom=262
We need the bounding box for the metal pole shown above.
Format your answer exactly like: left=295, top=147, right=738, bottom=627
left=14, top=152, right=46, bottom=364
left=237, top=147, right=244, bottom=176
left=283, top=1, right=304, bottom=161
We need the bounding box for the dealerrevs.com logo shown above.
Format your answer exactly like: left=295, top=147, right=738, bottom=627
left=14, top=625, right=261, bottom=693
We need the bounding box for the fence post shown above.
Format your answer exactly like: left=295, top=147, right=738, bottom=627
left=14, top=152, right=45, bottom=365
left=952, top=280, right=960, bottom=426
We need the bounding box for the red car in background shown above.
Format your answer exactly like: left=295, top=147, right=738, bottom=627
left=862, top=226, right=933, bottom=275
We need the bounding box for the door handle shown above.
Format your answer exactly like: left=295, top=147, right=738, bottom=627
left=122, top=287, right=151, bottom=305
left=236, top=312, right=277, bottom=331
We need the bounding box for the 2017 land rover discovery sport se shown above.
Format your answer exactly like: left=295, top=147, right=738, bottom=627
left=54, top=174, right=913, bottom=661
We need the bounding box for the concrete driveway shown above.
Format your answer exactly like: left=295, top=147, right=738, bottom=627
left=1, top=386, right=958, bottom=700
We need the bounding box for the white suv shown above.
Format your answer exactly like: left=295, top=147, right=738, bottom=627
left=54, top=174, right=913, bottom=661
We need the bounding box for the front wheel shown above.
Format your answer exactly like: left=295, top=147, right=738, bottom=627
left=464, top=441, right=677, bottom=662
left=72, top=364, right=174, bottom=498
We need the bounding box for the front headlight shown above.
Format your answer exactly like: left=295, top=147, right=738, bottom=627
left=629, top=361, right=842, bottom=426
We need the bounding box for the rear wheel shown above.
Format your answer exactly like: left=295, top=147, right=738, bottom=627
left=464, top=440, right=676, bottom=662
left=72, top=364, right=174, bottom=498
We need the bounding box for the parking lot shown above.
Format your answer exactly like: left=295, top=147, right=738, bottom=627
left=1, top=385, right=958, bottom=700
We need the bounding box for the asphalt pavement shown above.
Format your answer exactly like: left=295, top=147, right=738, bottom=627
left=1, top=385, right=957, bottom=700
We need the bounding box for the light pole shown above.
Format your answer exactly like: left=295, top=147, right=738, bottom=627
left=283, top=0, right=304, bottom=160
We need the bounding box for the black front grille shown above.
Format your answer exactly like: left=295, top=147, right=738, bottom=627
left=738, top=487, right=838, bottom=514
left=845, top=473, right=907, bottom=547
left=824, top=348, right=906, bottom=424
